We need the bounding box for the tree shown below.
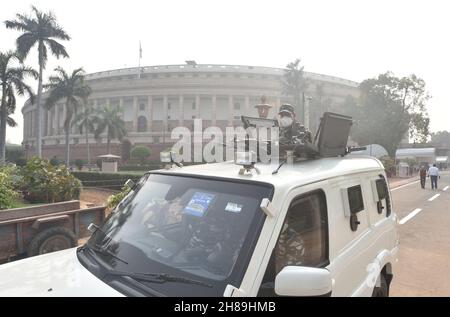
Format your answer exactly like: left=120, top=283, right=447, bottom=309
left=340, top=72, right=431, bottom=156
left=73, top=104, right=97, bottom=164
left=44, top=67, right=91, bottom=166
left=120, top=138, right=132, bottom=163
left=1, top=87, right=19, bottom=128
left=5, top=6, right=71, bottom=158
left=95, top=106, right=127, bottom=154
left=281, top=59, right=309, bottom=118
left=131, top=145, right=151, bottom=165
left=0, top=51, right=37, bottom=164
left=431, top=131, right=450, bottom=148
left=397, top=74, right=431, bottom=143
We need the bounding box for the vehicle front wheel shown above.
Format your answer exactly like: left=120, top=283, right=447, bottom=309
left=27, top=227, right=77, bottom=257
left=372, top=274, right=389, bottom=297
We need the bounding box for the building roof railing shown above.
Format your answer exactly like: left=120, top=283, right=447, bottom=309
left=84, top=64, right=359, bottom=87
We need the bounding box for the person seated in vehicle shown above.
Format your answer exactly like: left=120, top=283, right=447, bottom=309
left=182, top=211, right=238, bottom=275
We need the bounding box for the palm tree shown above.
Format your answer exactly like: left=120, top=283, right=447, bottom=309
left=72, top=105, right=97, bottom=164
left=5, top=6, right=71, bottom=158
left=0, top=51, right=37, bottom=164
left=95, top=106, right=127, bottom=154
left=1, top=87, right=19, bottom=128
left=281, top=59, right=309, bottom=118
left=44, top=67, right=91, bottom=166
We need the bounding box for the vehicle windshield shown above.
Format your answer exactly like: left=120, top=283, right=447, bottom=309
left=83, top=173, right=272, bottom=296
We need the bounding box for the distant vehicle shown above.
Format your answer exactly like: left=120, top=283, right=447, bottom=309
left=0, top=113, right=399, bottom=297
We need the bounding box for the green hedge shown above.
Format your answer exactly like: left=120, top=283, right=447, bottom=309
left=72, top=171, right=146, bottom=190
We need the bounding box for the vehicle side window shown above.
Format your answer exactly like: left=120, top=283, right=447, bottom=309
left=375, top=175, right=391, bottom=217
left=258, top=190, right=329, bottom=297
left=347, top=185, right=364, bottom=214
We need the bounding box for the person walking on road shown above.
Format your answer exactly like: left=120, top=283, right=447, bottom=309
left=419, top=165, right=427, bottom=189
left=427, top=164, right=440, bottom=190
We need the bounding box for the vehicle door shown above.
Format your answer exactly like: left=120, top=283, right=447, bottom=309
left=326, top=175, right=373, bottom=296
left=255, top=183, right=330, bottom=297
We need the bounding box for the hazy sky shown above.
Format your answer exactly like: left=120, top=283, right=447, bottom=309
left=1, top=0, right=449, bottom=144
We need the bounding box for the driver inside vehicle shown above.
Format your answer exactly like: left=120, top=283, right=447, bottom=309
left=182, top=212, right=238, bottom=275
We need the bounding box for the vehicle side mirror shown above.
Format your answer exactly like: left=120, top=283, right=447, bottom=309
left=275, top=266, right=332, bottom=297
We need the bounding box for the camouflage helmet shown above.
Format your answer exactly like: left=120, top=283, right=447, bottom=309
left=278, top=104, right=295, bottom=116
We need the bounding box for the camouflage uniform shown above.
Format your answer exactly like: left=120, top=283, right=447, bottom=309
left=278, top=104, right=313, bottom=145
left=275, top=223, right=306, bottom=273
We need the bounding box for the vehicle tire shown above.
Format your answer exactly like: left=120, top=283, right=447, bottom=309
left=372, top=274, right=389, bottom=297
left=27, top=227, right=77, bottom=257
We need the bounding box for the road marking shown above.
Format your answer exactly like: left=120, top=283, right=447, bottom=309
left=428, top=194, right=440, bottom=202
left=391, top=180, right=420, bottom=191
left=444, top=186, right=449, bottom=191
left=399, top=208, right=422, bottom=225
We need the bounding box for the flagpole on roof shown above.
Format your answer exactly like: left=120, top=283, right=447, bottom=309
left=138, top=41, right=142, bottom=79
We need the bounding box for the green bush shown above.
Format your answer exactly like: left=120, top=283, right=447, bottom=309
left=19, top=157, right=81, bottom=203
left=6, top=145, right=24, bottom=164
left=131, top=145, right=151, bottom=165
left=50, top=157, right=61, bottom=166
left=74, top=159, right=85, bottom=171
left=0, top=165, right=20, bottom=210
left=72, top=171, right=144, bottom=190
left=107, top=186, right=131, bottom=209
left=15, top=158, right=27, bottom=167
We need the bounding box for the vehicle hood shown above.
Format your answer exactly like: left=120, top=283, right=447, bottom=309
left=0, top=248, right=123, bottom=297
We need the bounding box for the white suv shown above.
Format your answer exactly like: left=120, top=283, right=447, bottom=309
left=0, top=155, right=399, bottom=297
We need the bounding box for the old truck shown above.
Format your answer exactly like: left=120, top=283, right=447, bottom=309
left=0, top=200, right=106, bottom=263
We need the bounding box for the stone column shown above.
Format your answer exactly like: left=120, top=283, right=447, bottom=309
left=133, top=96, right=138, bottom=132
left=62, top=104, right=67, bottom=142
left=163, top=95, right=168, bottom=142
left=212, top=95, right=217, bottom=126
left=245, top=96, right=250, bottom=115
left=55, top=105, right=59, bottom=136
left=228, top=95, right=234, bottom=125
left=24, top=112, right=28, bottom=138
left=276, top=97, right=281, bottom=116
left=119, top=98, right=123, bottom=119
left=195, top=95, right=201, bottom=119
left=147, top=95, right=153, bottom=130
left=178, top=95, right=184, bottom=126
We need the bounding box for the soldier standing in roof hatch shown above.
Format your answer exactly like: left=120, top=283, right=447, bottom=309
left=278, top=104, right=313, bottom=144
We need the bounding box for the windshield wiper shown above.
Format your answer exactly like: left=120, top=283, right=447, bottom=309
left=106, top=270, right=213, bottom=288
left=87, top=245, right=129, bottom=265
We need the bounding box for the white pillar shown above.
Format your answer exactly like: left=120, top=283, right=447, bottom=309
left=228, top=95, right=234, bottom=125
left=195, top=95, right=201, bottom=119
left=119, top=98, right=124, bottom=119
left=276, top=97, right=281, bottom=118
left=305, top=97, right=311, bottom=131
left=163, top=95, right=168, bottom=142
left=179, top=95, right=184, bottom=126
left=245, top=96, right=250, bottom=115
left=133, top=97, right=138, bottom=132
left=148, top=95, right=153, bottom=129
left=212, top=95, right=217, bottom=126
left=62, top=104, right=67, bottom=142
left=54, top=105, right=59, bottom=136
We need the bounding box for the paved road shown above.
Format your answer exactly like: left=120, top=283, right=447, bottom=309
left=390, top=172, right=450, bottom=296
